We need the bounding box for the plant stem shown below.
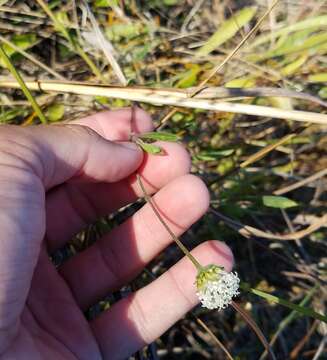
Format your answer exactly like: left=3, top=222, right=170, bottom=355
left=136, top=174, right=203, bottom=271
left=35, top=0, right=106, bottom=82
left=0, top=44, right=47, bottom=124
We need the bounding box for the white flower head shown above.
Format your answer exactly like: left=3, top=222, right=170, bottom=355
left=195, top=264, right=240, bottom=310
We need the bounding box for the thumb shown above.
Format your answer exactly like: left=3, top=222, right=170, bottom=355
left=23, top=124, right=143, bottom=189
left=0, top=124, right=142, bottom=351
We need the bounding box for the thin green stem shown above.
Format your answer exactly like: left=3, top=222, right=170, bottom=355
left=0, top=44, right=47, bottom=124
left=76, top=45, right=107, bottom=83
left=136, top=174, right=203, bottom=271
left=35, top=0, right=106, bottom=82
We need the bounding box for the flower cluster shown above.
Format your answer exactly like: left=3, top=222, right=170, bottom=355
left=196, top=265, right=240, bottom=310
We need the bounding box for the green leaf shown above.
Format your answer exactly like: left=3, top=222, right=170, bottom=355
left=196, top=7, right=257, bottom=56
left=139, top=131, right=180, bottom=142
left=241, top=283, right=327, bottom=324
left=0, top=108, right=29, bottom=123
left=319, top=87, right=327, bottom=99
left=308, top=73, right=327, bottom=83
left=280, top=54, right=308, bottom=76
left=136, top=139, right=163, bottom=154
left=225, top=76, right=256, bottom=88
left=175, top=64, right=201, bottom=88
left=0, top=34, right=37, bottom=67
left=249, top=15, right=327, bottom=49
left=94, top=0, right=118, bottom=7
left=251, top=31, right=327, bottom=61
left=195, top=149, right=234, bottom=161
left=45, top=104, right=65, bottom=122
left=262, top=195, right=298, bottom=209
left=164, top=0, right=179, bottom=5
left=105, top=22, right=148, bottom=42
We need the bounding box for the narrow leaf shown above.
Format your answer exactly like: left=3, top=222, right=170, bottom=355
left=136, top=139, right=163, bottom=154
left=241, top=283, right=327, bottom=324
left=263, top=195, right=298, bottom=209
left=139, top=131, right=180, bottom=142
left=249, top=15, right=327, bottom=49
left=196, top=7, right=257, bottom=56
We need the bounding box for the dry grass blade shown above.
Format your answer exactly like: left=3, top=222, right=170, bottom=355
left=240, top=134, right=295, bottom=168
left=289, top=320, right=318, bottom=359
left=231, top=301, right=276, bottom=360
left=210, top=208, right=327, bottom=241
left=193, top=87, right=327, bottom=107
left=83, top=1, right=127, bottom=86
left=0, top=35, right=64, bottom=80
left=195, top=317, right=234, bottom=360
left=191, top=0, right=280, bottom=95
left=1, top=80, right=327, bottom=124
left=274, top=168, right=327, bottom=195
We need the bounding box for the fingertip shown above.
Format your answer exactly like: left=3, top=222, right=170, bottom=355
left=130, top=107, right=154, bottom=134
left=204, top=240, right=234, bottom=272
left=106, top=141, right=144, bottom=181
left=178, top=174, right=210, bottom=215
left=134, top=142, right=191, bottom=192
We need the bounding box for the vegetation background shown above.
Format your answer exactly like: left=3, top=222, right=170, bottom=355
left=0, top=0, right=326, bottom=359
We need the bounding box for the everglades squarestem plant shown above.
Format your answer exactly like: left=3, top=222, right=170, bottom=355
left=136, top=173, right=240, bottom=311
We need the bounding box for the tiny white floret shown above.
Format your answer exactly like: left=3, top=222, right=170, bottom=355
left=195, top=265, right=240, bottom=310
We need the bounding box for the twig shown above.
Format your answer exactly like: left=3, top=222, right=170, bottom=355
left=195, top=317, right=234, bottom=360
left=231, top=301, right=276, bottom=360
left=274, top=168, right=327, bottom=195
left=210, top=208, right=327, bottom=241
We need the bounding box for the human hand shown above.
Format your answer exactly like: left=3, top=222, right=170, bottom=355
left=0, top=108, right=234, bottom=360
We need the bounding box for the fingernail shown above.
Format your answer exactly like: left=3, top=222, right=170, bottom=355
left=211, top=241, right=234, bottom=262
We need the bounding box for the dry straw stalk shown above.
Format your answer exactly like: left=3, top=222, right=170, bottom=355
left=1, top=79, right=327, bottom=125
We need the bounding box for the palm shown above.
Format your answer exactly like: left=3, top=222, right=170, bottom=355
left=0, top=109, right=232, bottom=360
left=11, top=251, right=101, bottom=360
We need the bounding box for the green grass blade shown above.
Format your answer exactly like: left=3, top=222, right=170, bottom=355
left=241, top=283, right=327, bottom=323
left=0, top=44, right=47, bottom=124
left=259, top=286, right=317, bottom=360
left=196, top=7, right=257, bottom=56
left=249, top=15, right=327, bottom=49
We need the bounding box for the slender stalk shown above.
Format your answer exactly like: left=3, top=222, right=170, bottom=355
left=136, top=174, right=203, bottom=271
left=195, top=316, right=234, bottom=360
left=231, top=301, right=276, bottom=360
left=0, top=44, right=47, bottom=123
